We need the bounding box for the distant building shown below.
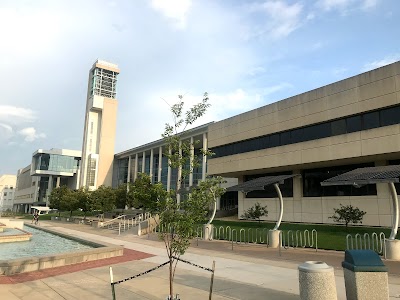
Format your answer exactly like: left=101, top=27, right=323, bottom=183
left=113, top=123, right=238, bottom=209
left=0, top=175, right=17, bottom=212
left=80, top=60, right=120, bottom=191
left=13, top=148, right=81, bottom=213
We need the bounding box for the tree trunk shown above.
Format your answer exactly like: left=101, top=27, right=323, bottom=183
left=169, top=257, right=174, bottom=298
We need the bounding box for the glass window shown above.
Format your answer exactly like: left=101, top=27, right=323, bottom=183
left=331, top=119, right=347, bottom=136
left=269, top=134, right=280, bottom=147
left=363, top=111, right=380, bottom=130
left=291, top=128, right=304, bottom=143
left=303, top=123, right=330, bottom=141
left=346, top=115, right=361, bottom=133
left=303, top=163, right=376, bottom=197
left=380, top=106, right=400, bottom=127
left=280, top=131, right=291, bottom=145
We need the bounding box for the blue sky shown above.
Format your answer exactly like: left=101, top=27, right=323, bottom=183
left=0, top=0, right=399, bottom=175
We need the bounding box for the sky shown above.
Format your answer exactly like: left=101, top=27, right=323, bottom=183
left=0, top=0, right=399, bottom=175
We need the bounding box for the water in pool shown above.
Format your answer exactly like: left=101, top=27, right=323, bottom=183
left=0, top=225, right=95, bottom=260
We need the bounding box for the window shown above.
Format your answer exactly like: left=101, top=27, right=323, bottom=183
left=346, top=115, right=361, bottom=133
left=303, top=163, right=376, bottom=197
left=363, top=111, right=380, bottom=130
left=380, top=106, right=400, bottom=127
left=331, top=119, right=347, bottom=136
left=280, top=131, right=291, bottom=145
left=211, top=104, right=400, bottom=159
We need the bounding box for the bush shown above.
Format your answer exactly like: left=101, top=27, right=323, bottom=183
left=241, top=202, right=268, bottom=222
left=330, top=204, right=366, bottom=228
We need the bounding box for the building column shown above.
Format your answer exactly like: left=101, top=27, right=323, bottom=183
left=56, top=177, right=61, bottom=188
left=142, top=151, right=145, bottom=173
left=158, top=146, right=162, bottom=182
left=134, top=153, right=138, bottom=180
left=202, top=133, right=208, bottom=181
left=33, top=179, right=39, bottom=202
left=177, top=141, right=182, bottom=204
left=127, top=155, right=132, bottom=183
left=167, top=147, right=171, bottom=192
left=189, top=137, right=194, bottom=187
left=150, top=148, right=154, bottom=183
left=47, top=175, right=53, bottom=205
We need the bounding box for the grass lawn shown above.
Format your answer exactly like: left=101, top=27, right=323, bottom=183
left=211, top=220, right=391, bottom=251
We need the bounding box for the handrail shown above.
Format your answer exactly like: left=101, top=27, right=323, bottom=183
left=99, top=214, right=127, bottom=227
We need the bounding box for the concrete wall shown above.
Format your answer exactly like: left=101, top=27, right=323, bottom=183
left=208, top=62, right=400, bottom=226
left=97, top=99, right=118, bottom=187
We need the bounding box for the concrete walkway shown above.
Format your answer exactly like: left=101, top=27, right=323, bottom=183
left=1, top=221, right=400, bottom=299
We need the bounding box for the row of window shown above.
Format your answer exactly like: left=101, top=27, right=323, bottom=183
left=212, top=105, right=400, bottom=158
left=244, top=163, right=390, bottom=198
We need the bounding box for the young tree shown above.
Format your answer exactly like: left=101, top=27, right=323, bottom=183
left=330, top=203, right=366, bottom=228
left=241, top=202, right=268, bottom=223
left=137, top=93, right=225, bottom=298
left=91, top=185, right=116, bottom=214
left=75, top=187, right=93, bottom=219
left=49, top=186, right=72, bottom=217
left=115, top=183, right=134, bottom=209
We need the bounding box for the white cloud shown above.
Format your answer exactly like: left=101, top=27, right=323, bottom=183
left=317, top=0, right=379, bottom=13
left=150, top=0, right=192, bottom=29
left=18, top=127, right=46, bottom=142
left=0, top=123, right=13, bottom=144
left=245, top=1, right=304, bottom=39
left=362, top=54, right=400, bottom=72
left=0, top=105, right=36, bottom=125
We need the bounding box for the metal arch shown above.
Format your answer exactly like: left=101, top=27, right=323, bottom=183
left=389, top=182, right=399, bottom=240
left=273, top=183, right=283, bottom=230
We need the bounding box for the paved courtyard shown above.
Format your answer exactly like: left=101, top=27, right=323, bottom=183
left=1, top=221, right=400, bottom=299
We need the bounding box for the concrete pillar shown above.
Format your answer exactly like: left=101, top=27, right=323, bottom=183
left=385, top=239, right=400, bottom=260
left=189, top=136, right=194, bottom=186
left=56, top=177, right=60, bottom=188
left=203, top=224, right=214, bottom=240
left=142, top=151, right=145, bottom=173
left=47, top=175, right=53, bottom=204
left=158, top=147, right=162, bottom=183
left=177, top=141, right=182, bottom=204
left=268, top=229, right=281, bottom=248
left=150, top=148, right=154, bottom=182
left=167, top=147, right=171, bottom=192
left=134, top=153, right=138, bottom=181
left=202, top=133, right=207, bottom=181
left=127, top=155, right=131, bottom=183
left=299, top=261, right=337, bottom=300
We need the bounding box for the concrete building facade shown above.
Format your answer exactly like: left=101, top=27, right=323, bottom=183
left=207, top=61, right=400, bottom=227
left=13, top=148, right=81, bottom=213
left=113, top=124, right=210, bottom=189
left=0, top=175, right=17, bottom=212
left=80, top=60, right=120, bottom=191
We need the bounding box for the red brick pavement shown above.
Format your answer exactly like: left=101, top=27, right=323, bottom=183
left=0, top=248, right=153, bottom=284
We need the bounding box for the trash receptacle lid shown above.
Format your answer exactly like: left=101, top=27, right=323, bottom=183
left=298, top=261, right=334, bottom=273
left=342, top=250, right=388, bottom=272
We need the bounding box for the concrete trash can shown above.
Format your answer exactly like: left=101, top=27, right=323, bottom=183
left=342, top=250, right=389, bottom=300
left=298, top=261, right=337, bottom=300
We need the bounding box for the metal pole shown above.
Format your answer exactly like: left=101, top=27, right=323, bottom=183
left=273, top=183, right=283, bottom=230
left=110, top=267, right=116, bottom=300
left=389, top=182, right=399, bottom=240
left=209, top=261, right=215, bottom=300
left=118, top=223, right=121, bottom=236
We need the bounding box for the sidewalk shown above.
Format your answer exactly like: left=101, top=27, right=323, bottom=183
left=1, top=221, right=400, bottom=299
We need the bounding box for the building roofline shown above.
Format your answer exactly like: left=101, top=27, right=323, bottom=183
left=114, top=122, right=213, bottom=158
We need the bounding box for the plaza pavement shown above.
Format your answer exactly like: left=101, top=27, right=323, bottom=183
left=1, top=221, right=400, bottom=299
